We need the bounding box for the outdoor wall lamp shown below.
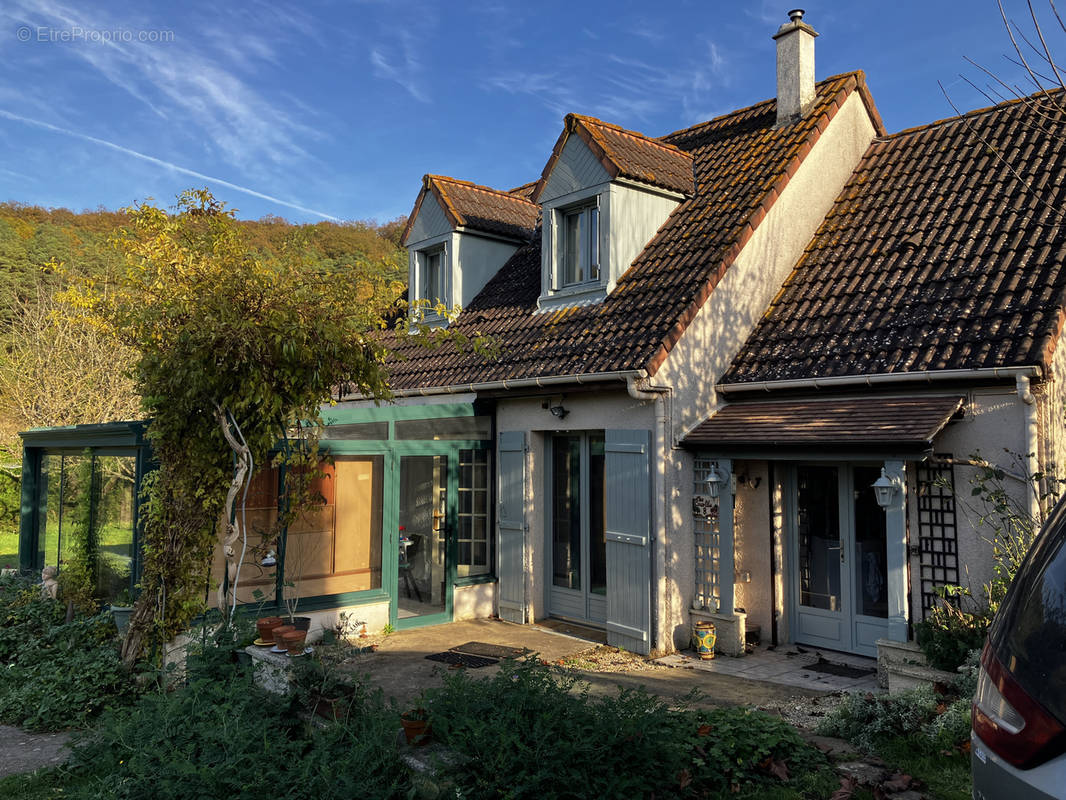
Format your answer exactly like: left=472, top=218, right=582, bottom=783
left=705, top=464, right=722, bottom=499
left=260, top=550, right=277, bottom=567
left=872, top=468, right=902, bottom=508
left=549, top=403, right=569, bottom=419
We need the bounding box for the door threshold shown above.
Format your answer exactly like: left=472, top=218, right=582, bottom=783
left=533, top=617, right=607, bottom=645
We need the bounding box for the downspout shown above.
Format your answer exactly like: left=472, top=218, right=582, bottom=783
left=1016, top=375, right=1041, bottom=522
left=627, top=376, right=671, bottom=654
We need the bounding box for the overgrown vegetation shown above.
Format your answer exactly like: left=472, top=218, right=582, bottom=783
left=0, top=575, right=138, bottom=731
left=423, top=659, right=837, bottom=799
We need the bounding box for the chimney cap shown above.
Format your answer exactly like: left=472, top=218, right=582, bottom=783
left=773, top=8, right=818, bottom=40
left=788, top=9, right=804, bottom=22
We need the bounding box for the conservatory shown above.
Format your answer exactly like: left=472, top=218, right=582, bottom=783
left=17, top=401, right=495, bottom=630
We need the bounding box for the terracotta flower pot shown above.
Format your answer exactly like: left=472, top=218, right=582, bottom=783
left=256, top=616, right=283, bottom=643
left=400, top=712, right=430, bottom=746
left=272, top=624, right=295, bottom=649
left=289, top=616, right=311, bottom=632
left=282, top=629, right=307, bottom=656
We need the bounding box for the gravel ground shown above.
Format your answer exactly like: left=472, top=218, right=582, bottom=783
left=557, top=645, right=671, bottom=673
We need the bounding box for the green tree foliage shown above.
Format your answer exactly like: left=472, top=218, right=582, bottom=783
left=64, top=189, right=407, bottom=663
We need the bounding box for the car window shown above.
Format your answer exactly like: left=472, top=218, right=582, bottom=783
left=991, top=500, right=1066, bottom=726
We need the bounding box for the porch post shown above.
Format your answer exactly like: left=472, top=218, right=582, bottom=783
left=883, top=459, right=908, bottom=642
left=717, top=458, right=735, bottom=616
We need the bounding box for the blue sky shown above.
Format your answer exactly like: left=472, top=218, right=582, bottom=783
left=0, top=1, right=1059, bottom=224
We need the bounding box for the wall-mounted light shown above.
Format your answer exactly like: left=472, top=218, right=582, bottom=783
left=260, top=550, right=277, bottom=567
left=549, top=403, right=569, bottom=419
left=705, top=464, right=722, bottom=499
left=872, top=468, right=902, bottom=509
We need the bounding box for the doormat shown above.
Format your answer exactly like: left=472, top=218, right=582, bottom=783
left=425, top=651, right=499, bottom=669
left=534, top=618, right=608, bottom=644
left=450, top=641, right=530, bottom=660
left=806, top=658, right=876, bottom=679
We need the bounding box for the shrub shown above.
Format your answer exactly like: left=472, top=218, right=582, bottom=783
left=816, top=688, right=940, bottom=753
left=424, top=659, right=834, bottom=798
left=817, top=681, right=974, bottom=754
left=67, top=666, right=410, bottom=800
left=914, top=586, right=990, bottom=672
left=0, top=575, right=138, bottom=731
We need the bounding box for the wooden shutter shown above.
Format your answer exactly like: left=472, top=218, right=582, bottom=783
left=604, top=429, right=652, bottom=654
left=497, top=431, right=527, bottom=623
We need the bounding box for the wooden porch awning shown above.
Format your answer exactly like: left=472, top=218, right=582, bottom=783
left=681, top=395, right=964, bottom=454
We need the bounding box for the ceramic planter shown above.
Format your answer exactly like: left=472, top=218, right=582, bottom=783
left=289, top=616, right=312, bottom=632
left=282, top=629, right=307, bottom=656
left=272, top=624, right=295, bottom=649
left=692, top=620, right=717, bottom=660
left=400, top=712, right=430, bottom=746
left=256, top=616, right=283, bottom=644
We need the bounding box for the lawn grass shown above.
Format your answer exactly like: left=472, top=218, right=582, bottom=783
left=1, top=527, right=18, bottom=570
left=878, top=736, right=971, bottom=800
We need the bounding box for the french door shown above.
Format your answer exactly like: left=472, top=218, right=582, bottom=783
left=548, top=433, right=607, bottom=625
left=397, top=455, right=448, bottom=620
left=791, top=464, right=888, bottom=656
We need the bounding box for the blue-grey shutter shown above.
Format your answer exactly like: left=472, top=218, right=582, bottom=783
left=604, top=429, right=652, bottom=654
left=497, top=431, right=527, bottom=623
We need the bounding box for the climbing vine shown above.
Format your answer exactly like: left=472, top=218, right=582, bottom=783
left=62, top=189, right=407, bottom=663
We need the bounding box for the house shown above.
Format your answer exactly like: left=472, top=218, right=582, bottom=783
left=19, top=11, right=1066, bottom=661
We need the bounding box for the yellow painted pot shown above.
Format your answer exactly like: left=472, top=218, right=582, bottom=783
left=692, top=620, right=716, bottom=660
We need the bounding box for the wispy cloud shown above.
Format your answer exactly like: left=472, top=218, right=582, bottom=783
left=0, top=0, right=322, bottom=173
left=370, top=30, right=429, bottom=102
left=486, top=41, right=732, bottom=127
left=0, top=109, right=341, bottom=221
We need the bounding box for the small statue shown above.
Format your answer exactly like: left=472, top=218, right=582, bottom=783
left=40, top=565, right=59, bottom=600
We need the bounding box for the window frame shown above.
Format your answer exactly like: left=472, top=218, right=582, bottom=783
left=558, top=199, right=600, bottom=289
left=418, top=243, right=447, bottom=309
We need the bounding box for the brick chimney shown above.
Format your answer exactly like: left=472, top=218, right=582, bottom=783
left=773, top=9, right=818, bottom=126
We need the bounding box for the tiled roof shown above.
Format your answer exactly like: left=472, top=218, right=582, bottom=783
left=401, top=175, right=538, bottom=245
left=533, top=114, right=696, bottom=200
left=681, top=396, right=964, bottom=451
left=723, top=92, right=1066, bottom=385
left=384, top=73, right=879, bottom=391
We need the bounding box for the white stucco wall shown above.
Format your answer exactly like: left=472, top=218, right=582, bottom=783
left=454, top=582, right=495, bottom=620
left=654, top=90, right=877, bottom=651
left=454, top=234, right=520, bottom=307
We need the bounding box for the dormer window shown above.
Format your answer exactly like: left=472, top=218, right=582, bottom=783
left=422, top=246, right=445, bottom=305
left=562, top=201, right=600, bottom=286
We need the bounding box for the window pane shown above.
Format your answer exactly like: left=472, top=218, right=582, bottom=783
left=564, top=211, right=581, bottom=285
left=457, top=449, right=490, bottom=577
left=797, top=465, right=841, bottom=611
left=37, top=454, right=61, bottom=571
left=425, top=250, right=443, bottom=304
left=394, top=416, right=490, bottom=440
left=552, top=435, right=582, bottom=589
left=324, top=421, right=388, bottom=441
left=853, top=466, right=887, bottom=618
left=589, top=434, right=606, bottom=596
left=93, top=456, right=136, bottom=601
left=589, top=206, right=599, bottom=280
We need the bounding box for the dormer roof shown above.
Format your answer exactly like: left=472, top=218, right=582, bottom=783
left=532, top=114, right=695, bottom=202
left=402, top=174, right=539, bottom=245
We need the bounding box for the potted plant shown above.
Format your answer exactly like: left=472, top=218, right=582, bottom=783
left=292, top=649, right=356, bottom=720
left=400, top=707, right=430, bottom=746
left=110, top=588, right=135, bottom=636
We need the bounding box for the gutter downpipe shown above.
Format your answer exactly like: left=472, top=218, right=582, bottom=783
left=627, top=376, right=671, bottom=656
left=1016, top=375, right=1041, bottom=522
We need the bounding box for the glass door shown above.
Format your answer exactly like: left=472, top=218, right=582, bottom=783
left=792, top=463, right=890, bottom=656
left=548, top=433, right=607, bottom=625
left=397, top=455, right=448, bottom=620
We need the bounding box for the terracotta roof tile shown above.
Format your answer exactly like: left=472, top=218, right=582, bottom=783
left=723, top=91, right=1066, bottom=385
left=681, top=395, right=964, bottom=450
left=401, top=175, right=538, bottom=245
left=384, top=73, right=873, bottom=391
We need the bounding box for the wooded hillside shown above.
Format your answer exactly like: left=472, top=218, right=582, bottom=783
left=0, top=201, right=408, bottom=563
